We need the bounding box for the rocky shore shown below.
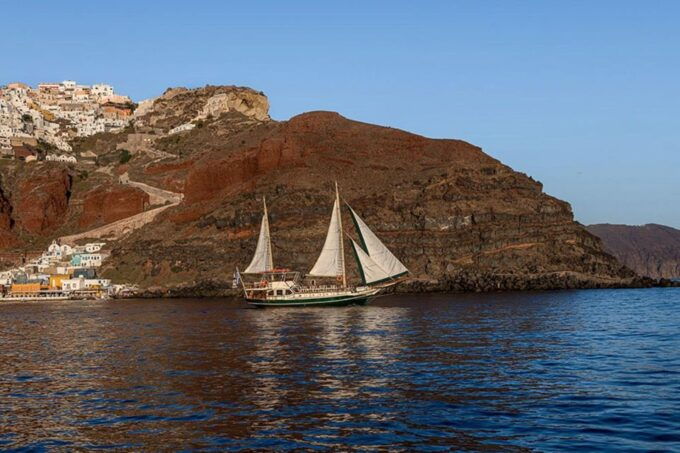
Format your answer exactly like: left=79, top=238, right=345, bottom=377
left=133, top=271, right=678, bottom=299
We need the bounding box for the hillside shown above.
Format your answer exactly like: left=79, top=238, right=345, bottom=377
left=0, top=83, right=657, bottom=296
left=587, top=224, right=680, bottom=279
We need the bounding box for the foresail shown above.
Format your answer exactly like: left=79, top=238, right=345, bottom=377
left=244, top=201, right=273, bottom=274
left=348, top=206, right=408, bottom=279
left=308, top=198, right=344, bottom=277
left=350, top=239, right=391, bottom=285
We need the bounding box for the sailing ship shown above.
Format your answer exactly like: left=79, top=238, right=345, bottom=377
left=238, top=183, right=408, bottom=307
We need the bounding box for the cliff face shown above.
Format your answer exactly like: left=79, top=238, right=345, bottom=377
left=134, top=85, right=270, bottom=132
left=587, top=224, right=680, bottom=279
left=99, top=109, right=639, bottom=294
left=0, top=183, right=14, bottom=248
left=13, top=165, right=72, bottom=234
left=79, top=185, right=150, bottom=229
left=0, top=83, right=650, bottom=295
left=0, top=164, right=73, bottom=245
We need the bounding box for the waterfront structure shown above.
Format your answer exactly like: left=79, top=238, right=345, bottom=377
left=0, top=239, right=120, bottom=301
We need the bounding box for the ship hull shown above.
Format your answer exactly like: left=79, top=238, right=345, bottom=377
left=246, top=290, right=378, bottom=308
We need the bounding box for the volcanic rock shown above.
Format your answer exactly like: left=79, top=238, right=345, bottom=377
left=79, top=184, right=150, bottom=229
left=588, top=223, right=680, bottom=279
left=0, top=181, right=14, bottom=248
left=13, top=165, right=71, bottom=234
left=133, top=85, right=270, bottom=132
left=0, top=83, right=659, bottom=295
left=100, top=109, right=640, bottom=294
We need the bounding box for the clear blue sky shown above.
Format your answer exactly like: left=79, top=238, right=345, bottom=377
left=2, top=1, right=678, bottom=227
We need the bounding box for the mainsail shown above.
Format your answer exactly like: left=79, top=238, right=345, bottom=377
left=348, top=206, right=408, bottom=280
left=350, top=239, right=391, bottom=285
left=308, top=184, right=346, bottom=285
left=244, top=198, right=274, bottom=274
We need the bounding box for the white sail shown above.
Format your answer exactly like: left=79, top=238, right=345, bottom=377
left=350, top=239, right=391, bottom=285
left=348, top=206, right=408, bottom=279
left=308, top=197, right=344, bottom=277
left=244, top=198, right=273, bottom=274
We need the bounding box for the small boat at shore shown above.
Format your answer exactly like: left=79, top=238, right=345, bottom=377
left=0, top=290, right=109, bottom=302
left=0, top=291, right=71, bottom=302
left=237, top=183, right=408, bottom=307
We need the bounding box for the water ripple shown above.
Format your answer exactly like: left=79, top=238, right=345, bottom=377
left=0, top=288, right=679, bottom=451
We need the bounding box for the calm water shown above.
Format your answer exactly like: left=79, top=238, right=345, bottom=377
left=1, top=289, right=679, bottom=451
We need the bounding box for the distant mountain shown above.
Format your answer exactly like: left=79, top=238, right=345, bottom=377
left=587, top=223, right=680, bottom=279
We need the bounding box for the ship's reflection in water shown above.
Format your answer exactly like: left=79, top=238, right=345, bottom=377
left=246, top=306, right=406, bottom=437
left=1, top=290, right=679, bottom=451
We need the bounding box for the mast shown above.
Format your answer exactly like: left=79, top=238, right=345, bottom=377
left=336, top=181, right=347, bottom=288
left=263, top=196, right=273, bottom=271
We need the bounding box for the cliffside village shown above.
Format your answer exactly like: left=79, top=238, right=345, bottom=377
left=0, top=80, right=134, bottom=162
left=0, top=240, right=132, bottom=300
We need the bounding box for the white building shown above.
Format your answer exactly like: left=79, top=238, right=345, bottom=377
left=92, top=84, right=114, bottom=98
left=84, top=278, right=111, bottom=289
left=45, top=240, right=74, bottom=260
left=58, top=155, right=77, bottom=163
left=0, top=80, right=133, bottom=148
left=168, top=123, right=195, bottom=135
left=71, top=253, right=103, bottom=268
left=45, top=154, right=77, bottom=163
left=61, top=277, right=111, bottom=291
left=85, top=243, right=105, bottom=253
left=62, top=278, right=84, bottom=291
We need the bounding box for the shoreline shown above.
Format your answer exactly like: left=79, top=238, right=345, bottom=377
left=130, top=272, right=680, bottom=299
left=1, top=283, right=677, bottom=305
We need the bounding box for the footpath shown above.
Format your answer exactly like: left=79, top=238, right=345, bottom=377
left=60, top=176, right=183, bottom=245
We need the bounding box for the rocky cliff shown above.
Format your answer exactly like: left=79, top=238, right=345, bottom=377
left=0, top=84, right=660, bottom=295
left=78, top=185, right=150, bottom=229
left=134, top=85, right=270, bottom=132
left=0, top=164, right=73, bottom=237
left=587, top=223, right=680, bottom=279
left=100, top=104, right=645, bottom=295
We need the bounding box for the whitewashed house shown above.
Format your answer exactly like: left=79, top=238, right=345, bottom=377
left=61, top=277, right=111, bottom=291
left=85, top=242, right=105, bottom=253
left=84, top=278, right=111, bottom=289
left=70, top=253, right=103, bottom=268
left=61, top=278, right=85, bottom=291
left=45, top=241, right=74, bottom=261
left=57, top=155, right=77, bottom=164
left=92, top=84, right=114, bottom=98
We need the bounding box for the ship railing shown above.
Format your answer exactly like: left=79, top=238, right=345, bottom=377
left=295, top=284, right=350, bottom=294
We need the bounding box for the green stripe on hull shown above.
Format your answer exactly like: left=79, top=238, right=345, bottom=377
left=246, top=293, right=372, bottom=308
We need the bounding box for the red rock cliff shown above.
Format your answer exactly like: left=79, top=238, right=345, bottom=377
left=13, top=165, right=72, bottom=234
left=79, top=185, right=150, bottom=229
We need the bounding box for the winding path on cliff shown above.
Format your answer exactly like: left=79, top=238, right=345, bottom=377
left=60, top=177, right=183, bottom=245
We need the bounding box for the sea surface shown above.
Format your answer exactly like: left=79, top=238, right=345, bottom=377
left=1, top=289, right=679, bottom=451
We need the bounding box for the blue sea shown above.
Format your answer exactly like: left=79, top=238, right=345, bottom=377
left=0, top=288, right=678, bottom=451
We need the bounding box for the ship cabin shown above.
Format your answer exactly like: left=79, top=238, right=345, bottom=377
left=242, top=270, right=300, bottom=300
